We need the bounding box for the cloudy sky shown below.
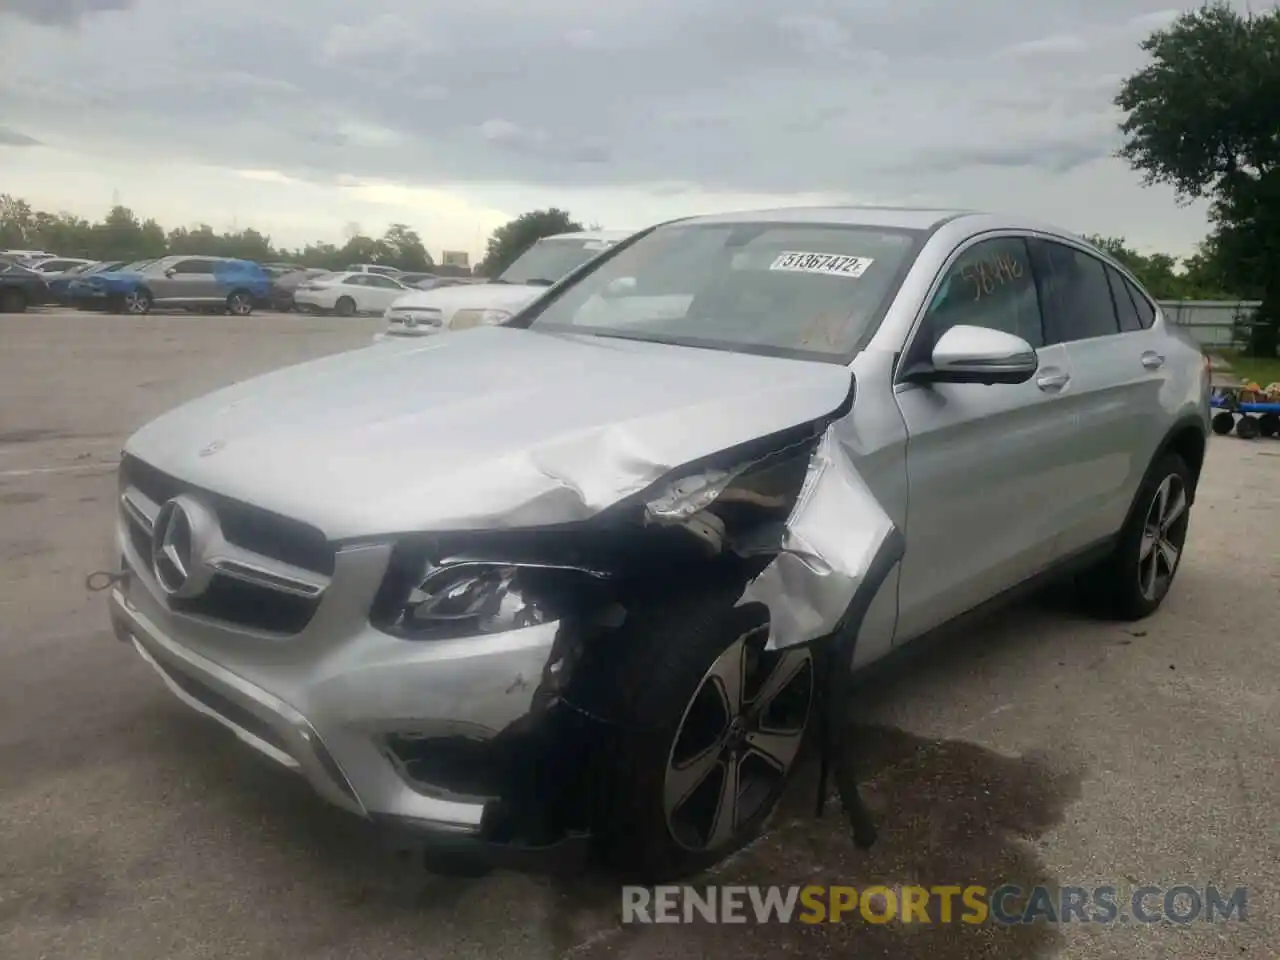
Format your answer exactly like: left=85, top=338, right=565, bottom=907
left=0, top=0, right=1226, bottom=260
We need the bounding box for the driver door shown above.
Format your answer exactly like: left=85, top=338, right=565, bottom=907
left=891, top=234, right=1078, bottom=644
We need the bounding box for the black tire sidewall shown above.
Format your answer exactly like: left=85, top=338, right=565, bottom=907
left=1099, top=452, right=1192, bottom=620
left=126, top=289, right=152, bottom=314
left=336, top=297, right=355, bottom=317
left=588, top=590, right=811, bottom=881
left=227, top=291, right=252, bottom=316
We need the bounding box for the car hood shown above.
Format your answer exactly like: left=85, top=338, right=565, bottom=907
left=124, top=326, right=854, bottom=540
left=388, top=282, right=546, bottom=315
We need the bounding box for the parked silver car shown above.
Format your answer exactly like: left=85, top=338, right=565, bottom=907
left=104, top=207, right=1210, bottom=881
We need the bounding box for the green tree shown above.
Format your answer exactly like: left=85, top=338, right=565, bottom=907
left=479, top=208, right=582, bottom=276
left=381, top=223, right=433, bottom=271
left=1115, top=2, right=1280, bottom=355
left=0, top=195, right=36, bottom=248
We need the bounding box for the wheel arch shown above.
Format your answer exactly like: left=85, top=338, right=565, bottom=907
left=1154, top=416, right=1208, bottom=503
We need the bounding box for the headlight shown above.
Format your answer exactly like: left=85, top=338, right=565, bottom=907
left=450, top=308, right=512, bottom=330
left=378, top=560, right=609, bottom=640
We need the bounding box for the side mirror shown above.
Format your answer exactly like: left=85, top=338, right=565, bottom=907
left=600, top=276, right=637, bottom=299
left=164, top=268, right=177, bottom=277
left=905, top=325, right=1038, bottom=386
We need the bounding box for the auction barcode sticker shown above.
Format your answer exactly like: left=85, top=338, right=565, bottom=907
left=769, top=252, right=875, bottom=278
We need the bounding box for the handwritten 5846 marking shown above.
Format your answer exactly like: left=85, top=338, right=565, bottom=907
left=960, top=253, right=1024, bottom=300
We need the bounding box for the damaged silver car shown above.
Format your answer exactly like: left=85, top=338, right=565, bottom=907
left=103, top=207, right=1210, bottom=881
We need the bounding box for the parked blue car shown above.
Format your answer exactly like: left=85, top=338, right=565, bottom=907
left=72, top=255, right=271, bottom=315
left=48, top=260, right=126, bottom=305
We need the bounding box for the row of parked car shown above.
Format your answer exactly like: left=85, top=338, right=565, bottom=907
left=0, top=233, right=623, bottom=322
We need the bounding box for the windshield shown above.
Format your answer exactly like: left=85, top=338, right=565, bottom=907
left=120, top=259, right=155, bottom=272
left=523, top=222, right=921, bottom=361
left=498, top=237, right=614, bottom=285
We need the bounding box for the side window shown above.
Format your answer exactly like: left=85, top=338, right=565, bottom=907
left=1104, top=266, right=1143, bottom=332
left=1125, top=277, right=1157, bottom=329
left=1031, top=241, right=1120, bottom=342
left=921, top=236, right=1044, bottom=350
left=171, top=259, right=214, bottom=275
left=344, top=275, right=367, bottom=286
left=367, top=275, right=398, bottom=288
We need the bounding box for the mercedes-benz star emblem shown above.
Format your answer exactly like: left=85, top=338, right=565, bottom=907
left=150, top=495, right=217, bottom=598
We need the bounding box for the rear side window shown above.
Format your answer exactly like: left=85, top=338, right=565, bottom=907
left=921, top=236, right=1044, bottom=349
left=1104, top=266, right=1143, bottom=332
left=1029, top=240, right=1120, bottom=342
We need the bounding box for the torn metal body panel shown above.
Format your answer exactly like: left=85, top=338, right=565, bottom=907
left=736, top=429, right=898, bottom=651
left=641, top=426, right=898, bottom=652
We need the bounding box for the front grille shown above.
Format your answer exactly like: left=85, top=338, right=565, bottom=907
left=120, top=454, right=330, bottom=634
left=170, top=578, right=320, bottom=634
left=120, top=455, right=334, bottom=575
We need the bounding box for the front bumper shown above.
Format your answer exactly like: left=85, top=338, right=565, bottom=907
left=111, top=516, right=583, bottom=850
left=373, top=326, right=439, bottom=343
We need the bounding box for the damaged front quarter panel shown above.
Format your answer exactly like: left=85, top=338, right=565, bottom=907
left=642, top=426, right=900, bottom=652
left=372, top=383, right=903, bottom=863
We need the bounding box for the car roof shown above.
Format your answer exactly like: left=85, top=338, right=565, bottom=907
left=671, top=205, right=1088, bottom=240
left=675, top=206, right=972, bottom=230
left=544, top=229, right=635, bottom=242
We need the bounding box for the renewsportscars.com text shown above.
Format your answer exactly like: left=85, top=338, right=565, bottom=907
left=622, top=884, right=1248, bottom=925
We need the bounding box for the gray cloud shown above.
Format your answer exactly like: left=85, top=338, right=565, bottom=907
left=0, top=126, right=41, bottom=146
left=0, top=0, right=134, bottom=26
left=0, top=0, right=1236, bottom=204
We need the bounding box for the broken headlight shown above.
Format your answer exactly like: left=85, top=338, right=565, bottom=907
left=377, top=560, right=609, bottom=640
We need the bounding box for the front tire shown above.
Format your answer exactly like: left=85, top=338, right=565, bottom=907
left=1078, top=452, right=1192, bottom=620
left=226, top=290, right=253, bottom=316
left=588, top=587, right=815, bottom=882
left=122, top=288, right=152, bottom=315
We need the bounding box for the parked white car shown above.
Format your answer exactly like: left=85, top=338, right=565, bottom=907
left=345, top=263, right=404, bottom=278
left=28, top=257, right=95, bottom=275
left=376, top=229, right=632, bottom=341
left=294, top=271, right=411, bottom=317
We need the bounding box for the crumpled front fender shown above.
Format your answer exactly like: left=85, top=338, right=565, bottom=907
left=737, top=428, right=901, bottom=650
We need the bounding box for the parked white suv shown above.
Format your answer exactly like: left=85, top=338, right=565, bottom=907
left=376, top=229, right=632, bottom=340
left=105, top=207, right=1210, bottom=883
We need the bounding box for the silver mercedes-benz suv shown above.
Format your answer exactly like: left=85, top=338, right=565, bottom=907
left=106, top=207, right=1211, bottom=882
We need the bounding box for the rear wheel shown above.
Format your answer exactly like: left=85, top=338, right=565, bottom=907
left=0, top=287, right=26, bottom=313
left=226, top=290, right=254, bottom=316
left=1211, top=411, right=1236, bottom=435
left=1236, top=415, right=1260, bottom=439
left=335, top=296, right=356, bottom=317
left=1258, top=412, right=1279, bottom=438
left=589, top=588, right=815, bottom=882
left=1078, top=452, right=1192, bottom=620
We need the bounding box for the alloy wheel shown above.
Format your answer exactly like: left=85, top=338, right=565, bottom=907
left=124, top=290, right=149, bottom=314
left=663, top=626, right=813, bottom=852
left=228, top=293, right=252, bottom=316
left=1138, top=473, right=1189, bottom=602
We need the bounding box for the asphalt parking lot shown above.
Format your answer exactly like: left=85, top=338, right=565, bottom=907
left=1, top=308, right=1277, bottom=960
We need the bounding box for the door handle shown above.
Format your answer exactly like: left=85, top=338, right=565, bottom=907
left=1036, top=370, right=1070, bottom=391
left=1141, top=351, right=1165, bottom=369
